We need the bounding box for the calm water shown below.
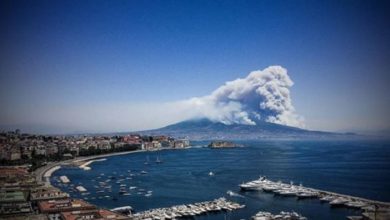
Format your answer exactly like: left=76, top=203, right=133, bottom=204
left=52, top=140, right=390, bottom=219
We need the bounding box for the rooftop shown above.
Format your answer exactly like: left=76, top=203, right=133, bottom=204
left=61, top=209, right=129, bottom=220
left=38, top=199, right=95, bottom=213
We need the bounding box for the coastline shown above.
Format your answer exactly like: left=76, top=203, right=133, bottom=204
left=35, top=147, right=188, bottom=187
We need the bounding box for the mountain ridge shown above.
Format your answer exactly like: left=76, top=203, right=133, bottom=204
left=139, top=118, right=354, bottom=140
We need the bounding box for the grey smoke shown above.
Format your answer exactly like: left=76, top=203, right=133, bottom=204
left=179, top=66, right=304, bottom=128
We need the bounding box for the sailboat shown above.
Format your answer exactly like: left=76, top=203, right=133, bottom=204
left=155, top=156, right=163, bottom=164
left=144, top=156, right=150, bottom=165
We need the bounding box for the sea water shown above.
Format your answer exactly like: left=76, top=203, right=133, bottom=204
left=51, top=140, right=390, bottom=219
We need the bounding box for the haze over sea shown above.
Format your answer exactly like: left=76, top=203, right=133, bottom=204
left=52, top=140, right=390, bottom=219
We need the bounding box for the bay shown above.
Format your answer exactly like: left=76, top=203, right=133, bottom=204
left=51, top=140, right=390, bottom=219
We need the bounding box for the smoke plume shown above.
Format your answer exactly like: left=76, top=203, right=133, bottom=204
left=180, top=66, right=304, bottom=128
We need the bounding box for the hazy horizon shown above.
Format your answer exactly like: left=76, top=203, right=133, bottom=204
left=1, top=0, right=389, bottom=135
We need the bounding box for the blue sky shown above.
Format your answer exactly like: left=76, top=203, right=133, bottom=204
left=0, top=0, right=389, bottom=134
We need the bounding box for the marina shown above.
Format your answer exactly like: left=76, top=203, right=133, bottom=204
left=240, top=177, right=390, bottom=220
left=129, top=197, right=244, bottom=220
left=252, top=211, right=307, bottom=220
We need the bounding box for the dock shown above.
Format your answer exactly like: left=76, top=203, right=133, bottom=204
left=78, top=158, right=107, bottom=171
left=240, top=177, right=390, bottom=220
left=129, top=197, right=244, bottom=220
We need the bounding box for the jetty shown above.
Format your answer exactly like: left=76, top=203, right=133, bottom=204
left=78, top=158, right=107, bottom=171
left=252, top=211, right=307, bottom=220
left=240, top=177, right=390, bottom=220
left=129, top=197, right=244, bottom=219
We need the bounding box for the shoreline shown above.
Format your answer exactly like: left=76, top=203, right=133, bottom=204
left=35, top=147, right=187, bottom=186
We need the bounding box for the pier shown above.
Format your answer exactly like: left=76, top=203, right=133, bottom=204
left=129, top=197, right=244, bottom=220
left=240, top=177, right=390, bottom=220
left=78, top=158, right=107, bottom=171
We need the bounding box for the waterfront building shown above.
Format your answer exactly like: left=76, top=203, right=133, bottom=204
left=143, top=141, right=162, bottom=150
left=0, top=191, right=32, bottom=215
left=38, top=199, right=96, bottom=220
left=174, top=139, right=190, bottom=148
left=30, top=187, right=69, bottom=201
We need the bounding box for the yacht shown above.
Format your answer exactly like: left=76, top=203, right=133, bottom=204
left=330, top=197, right=350, bottom=206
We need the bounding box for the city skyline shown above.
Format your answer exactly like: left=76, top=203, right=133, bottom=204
left=1, top=0, right=389, bottom=135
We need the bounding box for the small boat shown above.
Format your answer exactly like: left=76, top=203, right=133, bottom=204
left=76, top=186, right=87, bottom=192
left=111, top=206, right=133, bottom=215
left=330, top=197, right=349, bottom=206
left=119, top=190, right=128, bottom=195
left=156, top=156, right=163, bottom=163
left=296, top=192, right=318, bottom=199
left=345, top=200, right=367, bottom=209
left=144, top=156, right=150, bottom=165
left=140, top=171, right=148, bottom=174
left=320, top=195, right=334, bottom=202
left=209, top=171, right=214, bottom=176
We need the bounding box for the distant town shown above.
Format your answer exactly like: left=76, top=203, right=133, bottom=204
left=0, top=129, right=190, bottom=168
left=0, top=129, right=190, bottom=219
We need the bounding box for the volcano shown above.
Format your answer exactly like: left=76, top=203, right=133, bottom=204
left=140, top=118, right=354, bottom=140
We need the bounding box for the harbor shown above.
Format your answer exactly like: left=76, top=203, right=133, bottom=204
left=240, top=177, right=390, bottom=220
left=47, top=141, right=390, bottom=220
left=129, top=197, right=245, bottom=220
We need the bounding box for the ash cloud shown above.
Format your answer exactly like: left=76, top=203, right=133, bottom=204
left=180, top=66, right=304, bottom=128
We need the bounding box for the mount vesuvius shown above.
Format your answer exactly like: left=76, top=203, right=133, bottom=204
left=139, top=118, right=355, bottom=140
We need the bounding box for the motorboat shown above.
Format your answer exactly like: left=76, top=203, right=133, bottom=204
left=330, top=197, right=350, bottom=206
